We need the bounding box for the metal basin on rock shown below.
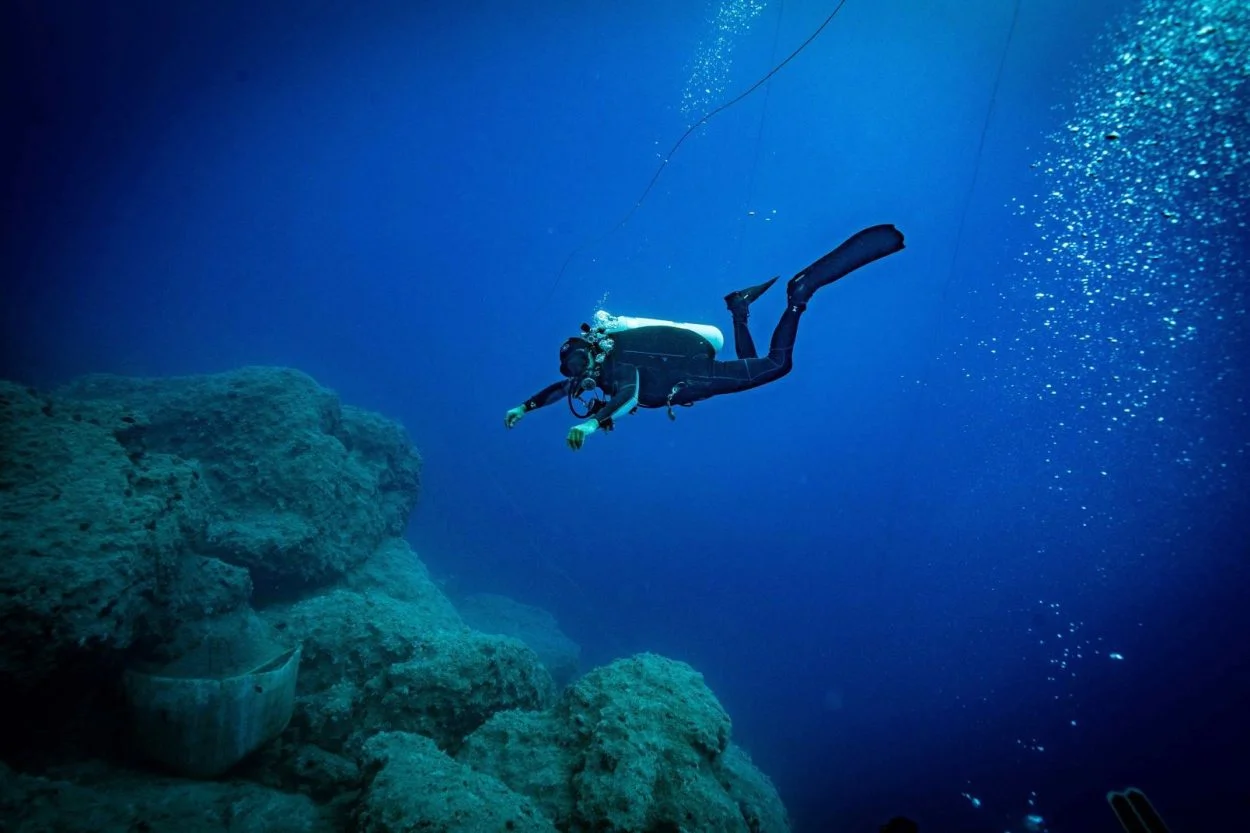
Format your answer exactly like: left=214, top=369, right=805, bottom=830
left=123, top=642, right=302, bottom=778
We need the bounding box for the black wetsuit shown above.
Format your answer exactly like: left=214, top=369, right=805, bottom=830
left=520, top=223, right=906, bottom=430
left=522, top=301, right=802, bottom=428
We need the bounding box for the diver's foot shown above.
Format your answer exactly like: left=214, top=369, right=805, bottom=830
left=787, top=224, right=905, bottom=307
left=723, top=276, right=779, bottom=315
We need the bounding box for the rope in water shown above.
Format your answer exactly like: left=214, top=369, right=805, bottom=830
left=544, top=0, right=853, bottom=304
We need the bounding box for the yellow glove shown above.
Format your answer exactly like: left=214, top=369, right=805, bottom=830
left=566, top=419, right=598, bottom=450
left=504, top=406, right=526, bottom=429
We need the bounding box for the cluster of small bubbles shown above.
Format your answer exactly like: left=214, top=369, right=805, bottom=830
left=1007, top=600, right=1132, bottom=824
left=988, top=0, right=1249, bottom=492
left=1027, top=599, right=1109, bottom=683
left=680, top=0, right=769, bottom=120
left=961, top=785, right=1047, bottom=831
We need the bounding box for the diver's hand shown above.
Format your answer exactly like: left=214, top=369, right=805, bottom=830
left=504, top=406, right=526, bottom=429
left=566, top=419, right=598, bottom=451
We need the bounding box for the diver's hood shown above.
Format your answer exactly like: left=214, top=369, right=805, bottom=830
left=559, top=337, right=592, bottom=378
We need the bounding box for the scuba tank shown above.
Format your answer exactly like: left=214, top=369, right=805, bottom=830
left=565, top=309, right=725, bottom=421
left=590, top=310, right=725, bottom=355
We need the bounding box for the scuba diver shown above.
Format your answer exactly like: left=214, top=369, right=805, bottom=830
left=504, top=223, right=906, bottom=450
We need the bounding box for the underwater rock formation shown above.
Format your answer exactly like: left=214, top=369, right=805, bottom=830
left=56, top=366, right=421, bottom=586
left=260, top=581, right=555, bottom=755
left=0, top=381, right=251, bottom=697
left=0, top=761, right=334, bottom=832
left=459, top=653, right=790, bottom=833
left=0, top=366, right=791, bottom=832
left=355, top=732, right=558, bottom=833
left=342, top=536, right=461, bottom=612
left=456, top=592, right=582, bottom=687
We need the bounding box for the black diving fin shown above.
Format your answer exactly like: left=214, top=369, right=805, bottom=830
left=788, top=223, right=906, bottom=306
left=724, top=276, right=779, bottom=313
left=1107, top=787, right=1172, bottom=833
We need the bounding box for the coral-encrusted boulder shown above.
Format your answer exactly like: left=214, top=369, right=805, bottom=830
left=355, top=732, right=558, bottom=833
left=0, top=382, right=249, bottom=696
left=458, top=653, right=791, bottom=832
left=261, top=576, right=554, bottom=756
left=57, top=366, right=421, bottom=585
left=456, top=593, right=581, bottom=688
left=0, top=761, right=333, bottom=832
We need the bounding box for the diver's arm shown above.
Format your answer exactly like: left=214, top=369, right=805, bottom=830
left=505, top=380, right=570, bottom=430
left=570, top=365, right=640, bottom=450
left=566, top=364, right=638, bottom=450
left=591, top=364, right=639, bottom=428
left=523, top=380, right=571, bottom=412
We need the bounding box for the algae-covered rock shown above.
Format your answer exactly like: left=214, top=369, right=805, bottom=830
left=453, top=709, right=578, bottom=828
left=356, top=732, right=558, bottom=833
left=456, top=593, right=581, bottom=688
left=56, top=366, right=421, bottom=585
left=0, top=381, right=248, bottom=697
left=0, top=760, right=333, bottom=832
left=715, top=743, right=792, bottom=833
left=369, top=630, right=554, bottom=752
left=343, top=538, right=461, bottom=615
left=239, top=739, right=362, bottom=804
left=459, top=653, right=791, bottom=833
left=262, top=585, right=554, bottom=755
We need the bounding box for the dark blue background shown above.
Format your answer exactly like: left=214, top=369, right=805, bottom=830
left=3, top=1, right=1247, bottom=831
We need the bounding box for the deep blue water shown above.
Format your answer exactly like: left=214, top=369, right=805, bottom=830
left=3, top=1, right=1247, bottom=831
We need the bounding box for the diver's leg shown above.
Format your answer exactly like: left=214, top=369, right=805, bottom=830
left=788, top=224, right=905, bottom=308
left=729, top=309, right=758, bottom=360
left=692, top=227, right=905, bottom=398
left=688, top=303, right=803, bottom=399
left=723, top=276, right=778, bottom=359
